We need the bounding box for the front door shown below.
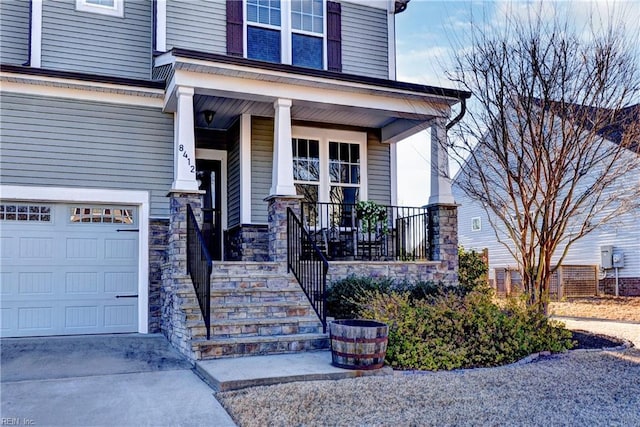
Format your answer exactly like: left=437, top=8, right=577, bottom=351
left=197, top=160, right=222, bottom=260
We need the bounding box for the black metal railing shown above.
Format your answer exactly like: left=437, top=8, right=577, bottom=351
left=300, top=202, right=429, bottom=261
left=186, top=204, right=212, bottom=340
left=287, top=207, right=328, bottom=333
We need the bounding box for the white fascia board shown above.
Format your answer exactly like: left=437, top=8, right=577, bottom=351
left=169, top=68, right=448, bottom=118
left=0, top=185, right=151, bottom=334
left=0, top=75, right=164, bottom=108
left=173, top=58, right=458, bottom=105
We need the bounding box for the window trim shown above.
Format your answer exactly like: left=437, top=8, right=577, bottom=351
left=76, top=0, right=124, bottom=18
left=244, top=0, right=327, bottom=69
left=292, top=126, right=367, bottom=204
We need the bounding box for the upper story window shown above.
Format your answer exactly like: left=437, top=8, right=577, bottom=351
left=245, top=0, right=325, bottom=69
left=76, top=0, right=124, bottom=17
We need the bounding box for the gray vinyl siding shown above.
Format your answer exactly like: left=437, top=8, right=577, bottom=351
left=367, top=132, right=391, bottom=205
left=0, top=93, right=173, bottom=217
left=250, top=117, right=274, bottom=224
left=227, top=121, right=241, bottom=228
left=41, top=0, right=152, bottom=79
left=165, top=0, right=226, bottom=54
left=0, top=0, right=30, bottom=65
left=341, top=2, right=388, bottom=79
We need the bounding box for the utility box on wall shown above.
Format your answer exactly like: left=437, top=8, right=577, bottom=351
left=600, top=245, right=613, bottom=269
left=612, top=250, right=625, bottom=268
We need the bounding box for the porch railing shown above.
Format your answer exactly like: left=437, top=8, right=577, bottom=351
left=287, top=207, right=328, bottom=333
left=186, top=204, right=212, bottom=340
left=300, top=202, right=429, bottom=261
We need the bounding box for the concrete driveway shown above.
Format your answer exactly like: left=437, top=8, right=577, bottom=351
left=0, top=334, right=236, bottom=427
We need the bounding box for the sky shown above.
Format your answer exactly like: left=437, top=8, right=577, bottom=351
left=393, top=0, right=640, bottom=207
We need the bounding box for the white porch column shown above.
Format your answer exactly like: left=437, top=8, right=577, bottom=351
left=269, top=98, right=296, bottom=196
left=171, top=86, right=199, bottom=192
left=428, top=118, right=455, bottom=205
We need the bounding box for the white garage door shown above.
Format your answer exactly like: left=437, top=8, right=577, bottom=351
left=0, top=203, right=139, bottom=337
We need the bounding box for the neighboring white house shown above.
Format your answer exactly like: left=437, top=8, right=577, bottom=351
left=454, top=104, right=640, bottom=297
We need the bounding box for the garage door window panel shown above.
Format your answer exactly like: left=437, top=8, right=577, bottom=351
left=0, top=204, right=51, bottom=222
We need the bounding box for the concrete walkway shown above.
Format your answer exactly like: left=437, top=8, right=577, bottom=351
left=552, top=316, right=640, bottom=348
left=196, top=350, right=393, bottom=391
left=0, top=334, right=236, bottom=427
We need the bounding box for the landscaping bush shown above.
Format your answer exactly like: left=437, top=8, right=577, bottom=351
left=326, top=276, right=394, bottom=319
left=357, top=289, right=574, bottom=370
left=458, top=246, right=489, bottom=293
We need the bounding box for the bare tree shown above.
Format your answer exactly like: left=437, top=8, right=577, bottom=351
left=449, top=5, right=640, bottom=313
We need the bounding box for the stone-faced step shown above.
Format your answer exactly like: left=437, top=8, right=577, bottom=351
left=187, top=316, right=324, bottom=338
left=209, top=276, right=299, bottom=290
left=211, top=262, right=285, bottom=275
left=192, top=333, right=330, bottom=360
left=182, top=301, right=315, bottom=322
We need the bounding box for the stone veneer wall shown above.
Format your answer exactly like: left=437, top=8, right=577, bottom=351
left=148, top=218, right=169, bottom=333
left=225, top=224, right=269, bottom=261
left=427, top=204, right=459, bottom=286
left=599, top=277, right=640, bottom=297
left=161, top=192, right=202, bottom=359
left=327, top=261, right=448, bottom=286
left=267, top=196, right=301, bottom=263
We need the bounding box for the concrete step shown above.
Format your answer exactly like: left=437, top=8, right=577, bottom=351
left=195, top=351, right=393, bottom=391
left=191, top=333, right=330, bottom=360
left=211, top=261, right=284, bottom=275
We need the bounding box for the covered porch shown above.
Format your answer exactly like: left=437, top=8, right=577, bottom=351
left=158, top=49, right=467, bottom=270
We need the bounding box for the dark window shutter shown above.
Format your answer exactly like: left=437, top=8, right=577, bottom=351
left=327, top=1, right=342, bottom=72
left=227, top=0, right=243, bottom=56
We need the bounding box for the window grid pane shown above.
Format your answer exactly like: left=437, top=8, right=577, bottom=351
left=291, top=0, right=323, bottom=33
left=292, top=138, right=320, bottom=182
left=247, top=0, right=281, bottom=26
left=329, top=142, right=360, bottom=184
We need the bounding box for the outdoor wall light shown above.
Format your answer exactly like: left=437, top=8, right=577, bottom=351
left=203, top=110, right=215, bottom=126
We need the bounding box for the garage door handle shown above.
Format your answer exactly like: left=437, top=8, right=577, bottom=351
left=117, top=229, right=139, bottom=232
left=116, top=295, right=139, bottom=298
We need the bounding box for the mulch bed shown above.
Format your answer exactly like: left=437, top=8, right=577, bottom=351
left=572, top=330, right=624, bottom=349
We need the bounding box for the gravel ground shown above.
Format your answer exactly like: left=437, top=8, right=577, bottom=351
left=550, top=297, right=640, bottom=322
left=217, top=348, right=640, bottom=426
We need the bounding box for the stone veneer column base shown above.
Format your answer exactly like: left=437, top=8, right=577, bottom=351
left=266, top=195, right=302, bottom=264
left=427, top=203, right=459, bottom=286
left=161, top=191, right=203, bottom=359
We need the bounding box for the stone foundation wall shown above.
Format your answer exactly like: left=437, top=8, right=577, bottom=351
left=327, top=261, right=449, bottom=286
left=148, top=218, right=169, bottom=333
left=427, top=204, right=459, bottom=286
left=225, top=225, right=269, bottom=261
left=161, top=192, right=202, bottom=360
left=599, top=277, right=640, bottom=297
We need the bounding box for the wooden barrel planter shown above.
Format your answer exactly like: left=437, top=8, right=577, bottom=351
left=329, top=319, right=388, bottom=370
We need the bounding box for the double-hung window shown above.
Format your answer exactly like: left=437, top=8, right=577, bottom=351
left=292, top=127, right=367, bottom=223
left=246, top=0, right=325, bottom=69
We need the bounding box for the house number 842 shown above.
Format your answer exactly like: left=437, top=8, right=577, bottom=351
left=178, top=144, right=195, bottom=173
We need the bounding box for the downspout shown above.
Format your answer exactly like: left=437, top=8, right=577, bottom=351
left=446, top=97, right=467, bottom=131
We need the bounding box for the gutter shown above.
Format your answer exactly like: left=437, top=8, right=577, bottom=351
left=446, top=97, right=467, bottom=131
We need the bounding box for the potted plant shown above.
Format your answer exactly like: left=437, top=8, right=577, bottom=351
left=355, top=201, right=388, bottom=235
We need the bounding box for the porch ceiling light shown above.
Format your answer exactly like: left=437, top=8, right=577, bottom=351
left=203, top=110, right=215, bottom=126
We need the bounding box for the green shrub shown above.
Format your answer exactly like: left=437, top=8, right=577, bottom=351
left=358, top=289, right=574, bottom=370
left=458, top=246, right=489, bottom=293
left=326, top=276, right=394, bottom=319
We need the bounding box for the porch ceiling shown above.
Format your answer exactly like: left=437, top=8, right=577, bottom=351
left=193, top=94, right=398, bottom=131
